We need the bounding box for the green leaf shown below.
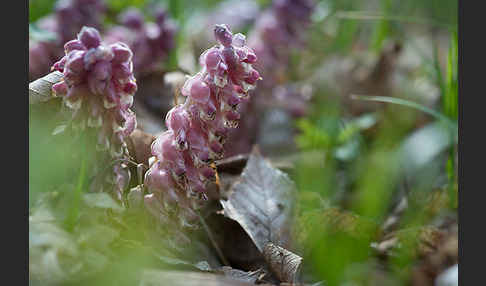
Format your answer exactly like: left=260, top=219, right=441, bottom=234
left=29, top=0, right=57, bottom=22
left=296, top=119, right=332, bottom=150
left=106, top=0, right=146, bottom=15
left=444, top=31, right=458, bottom=119
left=399, top=122, right=455, bottom=172
left=370, top=0, right=392, bottom=52
left=337, top=113, right=377, bottom=144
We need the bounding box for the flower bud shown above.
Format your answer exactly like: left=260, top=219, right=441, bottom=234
left=78, top=26, right=101, bottom=49
left=119, top=8, right=144, bottom=30
left=104, top=6, right=177, bottom=75
left=64, top=40, right=86, bottom=53
left=214, top=24, right=233, bottom=47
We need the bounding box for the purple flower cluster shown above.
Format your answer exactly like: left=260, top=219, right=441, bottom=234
left=51, top=26, right=137, bottom=197
left=209, top=0, right=259, bottom=32
left=143, top=25, right=260, bottom=224
left=248, top=0, right=314, bottom=87
left=223, top=0, right=315, bottom=156
left=29, top=0, right=106, bottom=80
left=105, top=7, right=177, bottom=75
left=55, top=0, right=106, bottom=44
left=29, top=40, right=59, bottom=81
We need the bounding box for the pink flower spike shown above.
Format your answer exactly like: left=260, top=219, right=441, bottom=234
left=144, top=24, right=261, bottom=225
left=51, top=26, right=138, bottom=197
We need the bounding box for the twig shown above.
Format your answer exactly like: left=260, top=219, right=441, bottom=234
left=197, top=211, right=230, bottom=266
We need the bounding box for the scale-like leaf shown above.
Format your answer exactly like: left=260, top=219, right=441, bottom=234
left=220, top=147, right=296, bottom=252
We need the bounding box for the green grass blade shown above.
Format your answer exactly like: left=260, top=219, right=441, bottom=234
left=64, top=137, right=87, bottom=232
left=351, top=95, right=455, bottom=128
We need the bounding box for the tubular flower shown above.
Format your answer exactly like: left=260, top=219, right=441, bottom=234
left=29, top=0, right=106, bottom=80
left=248, top=0, right=314, bottom=88
left=143, top=24, right=261, bottom=225
left=191, top=0, right=259, bottom=50
left=223, top=0, right=315, bottom=156
left=105, top=6, right=177, bottom=75
left=55, top=0, right=106, bottom=45
left=29, top=40, right=59, bottom=81
left=51, top=26, right=137, bottom=198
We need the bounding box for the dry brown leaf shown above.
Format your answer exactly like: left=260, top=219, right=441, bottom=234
left=216, top=154, right=250, bottom=175
left=410, top=227, right=458, bottom=286
left=220, top=146, right=296, bottom=252
left=263, top=243, right=303, bottom=283
left=29, top=71, right=63, bottom=104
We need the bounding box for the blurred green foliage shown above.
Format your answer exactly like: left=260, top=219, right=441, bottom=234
left=29, top=0, right=57, bottom=22
left=294, top=98, right=455, bottom=285
left=292, top=1, right=457, bottom=279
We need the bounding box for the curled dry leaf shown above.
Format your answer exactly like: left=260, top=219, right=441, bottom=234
left=215, top=154, right=250, bottom=175
left=29, top=71, right=63, bottom=104
left=205, top=214, right=266, bottom=272
left=263, top=242, right=303, bottom=283
left=215, top=153, right=296, bottom=176
left=220, top=146, right=296, bottom=252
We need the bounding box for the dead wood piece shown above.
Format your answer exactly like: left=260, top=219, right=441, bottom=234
left=29, top=71, right=63, bottom=104
left=263, top=243, right=303, bottom=284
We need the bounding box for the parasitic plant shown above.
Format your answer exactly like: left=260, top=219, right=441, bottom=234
left=143, top=24, right=261, bottom=227
left=55, top=0, right=107, bottom=45
left=51, top=26, right=137, bottom=199
left=29, top=0, right=107, bottom=80
left=224, top=0, right=315, bottom=156
left=105, top=6, right=177, bottom=75
left=249, top=0, right=314, bottom=87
